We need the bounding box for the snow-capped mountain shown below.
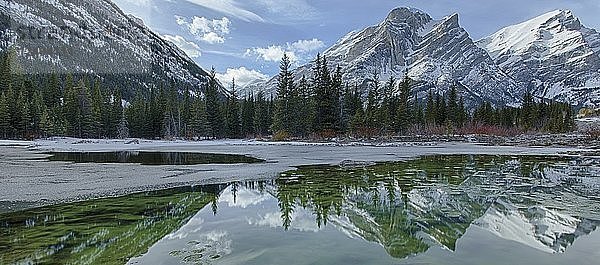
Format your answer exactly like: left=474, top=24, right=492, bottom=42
left=477, top=10, right=600, bottom=107
left=249, top=8, right=522, bottom=107
left=475, top=201, right=599, bottom=254
left=0, top=0, right=217, bottom=98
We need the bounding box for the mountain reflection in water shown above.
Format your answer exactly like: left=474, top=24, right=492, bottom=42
left=2, top=155, right=599, bottom=265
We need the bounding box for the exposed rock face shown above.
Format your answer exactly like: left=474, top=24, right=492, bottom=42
left=477, top=10, right=600, bottom=107
left=249, top=8, right=522, bottom=107
left=0, top=0, right=217, bottom=97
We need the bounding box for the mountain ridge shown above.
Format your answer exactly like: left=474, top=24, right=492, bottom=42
left=0, top=0, right=220, bottom=99
left=476, top=9, right=600, bottom=107
left=246, top=7, right=522, bottom=107
left=247, top=7, right=600, bottom=108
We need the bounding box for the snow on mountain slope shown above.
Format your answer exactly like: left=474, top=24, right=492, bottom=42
left=477, top=10, right=600, bottom=107
left=475, top=201, right=598, bottom=254
left=0, top=0, right=218, bottom=98
left=248, top=8, right=521, bottom=107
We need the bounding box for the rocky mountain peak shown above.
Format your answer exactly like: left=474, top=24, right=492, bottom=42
left=383, top=7, right=431, bottom=27
left=477, top=9, right=600, bottom=107
left=544, top=10, right=581, bottom=30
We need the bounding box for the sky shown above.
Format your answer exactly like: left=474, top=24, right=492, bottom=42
left=112, top=0, right=600, bottom=87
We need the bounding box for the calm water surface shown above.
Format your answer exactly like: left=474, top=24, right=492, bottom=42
left=1, top=155, right=599, bottom=264
left=43, top=151, right=264, bottom=165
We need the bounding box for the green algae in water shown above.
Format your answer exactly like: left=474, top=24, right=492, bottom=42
left=0, top=185, right=225, bottom=265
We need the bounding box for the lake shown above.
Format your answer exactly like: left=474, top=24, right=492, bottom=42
left=1, top=155, right=599, bottom=264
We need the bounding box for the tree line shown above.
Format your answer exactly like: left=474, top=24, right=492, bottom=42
left=0, top=50, right=575, bottom=140
left=270, top=54, right=575, bottom=138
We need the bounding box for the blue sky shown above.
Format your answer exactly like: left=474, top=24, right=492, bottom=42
left=113, top=0, right=600, bottom=87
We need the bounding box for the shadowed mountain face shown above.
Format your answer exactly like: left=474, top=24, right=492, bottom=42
left=477, top=10, right=600, bottom=108
left=0, top=0, right=218, bottom=98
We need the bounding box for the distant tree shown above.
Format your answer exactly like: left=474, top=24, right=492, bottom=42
left=521, top=90, right=534, bottom=130
left=39, top=107, right=51, bottom=138
left=272, top=54, right=294, bottom=134
left=0, top=51, right=10, bottom=93
left=225, top=78, right=241, bottom=138
left=447, top=84, right=459, bottom=126
left=396, top=75, right=412, bottom=133
left=425, top=90, right=436, bottom=125
left=241, top=93, right=255, bottom=137
left=90, top=79, right=104, bottom=138
left=253, top=91, right=270, bottom=137
left=365, top=70, right=380, bottom=129
left=435, top=93, right=446, bottom=126
left=380, top=75, right=396, bottom=133
left=116, top=114, right=129, bottom=139
left=0, top=92, right=10, bottom=138
left=206, top=68, right=223, bottom=138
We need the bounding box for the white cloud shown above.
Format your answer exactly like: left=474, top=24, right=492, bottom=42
left=162, top=34, right=202, bottom=58
left=216, top=67, right=269, bottom=88
left=248, top=208, right=322, bottom=233
left=245, top=45, right=298, bottom=62
left=255, top=0, right=318, bottom=21
left=244, top=38, right=325, bottom=63
left=118, top=0, right=151, bottom=6
left=288, top=38, right=325, bottom=53
left=175, top=16, right=231, bottom=44
left=201, top=32, right=225, bottom=44
left=218, top=187, right=272, bottom=208
left=183, top=0, right=264, bottom=22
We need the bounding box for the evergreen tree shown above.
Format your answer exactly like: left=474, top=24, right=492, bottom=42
left=90, top=79, right=104, bottom=138
left=206, top=68, right=223, bottom=138
left=39, top=107, right=51, bottom=138
left=447, top=84, right=459, bottom=126
left=225, top=79, right=241, bottom=138
left=126, top=92, right=146, bottom=138
left=341, top=83, right=361, bottom=134
left=63, top=75, right=78, bottom=136
left=0, top=51, right=10, bottom=93
left=110, top=89, right=124, bottom=138
left=241, top=93, right=255, bottom=137
left=435, top=93, right=447, bottom=126
left=350, top=103, right=365, bottom=134
left=77, top=80, right=94, bottom=138
left=181, top=89, right=192, bottom=137
left=297, top=75, right=315, bottom=136
left=330, top=65, right=343, bottom=133
left=46, top=73, right=62, bottom=109
left=425, top=90, right=436, bottom=125
left=396, top=75, right=412, bottom=133
left=116, top=114, right=129, bottom=139
left=30, top=90, right=45, bottom=136
left=365, top=70, right=380, bottom=129
left=15, top=90, right=30, bottom=138
left=381, top=75, right=396, bottom=133
left=0, top=92, right=10, bottom=138
left=521, top=90, right=534, bottom=130
left=457, top=96, right=467, bottom=126
left=254, top=91, right=270, bottom=137
left=273, top=54, right=294, bottom=134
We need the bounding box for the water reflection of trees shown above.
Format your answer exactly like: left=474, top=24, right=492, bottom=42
left=0, top=184, right=227, bottom=264
left=271, top=155, right=600, bottom=259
